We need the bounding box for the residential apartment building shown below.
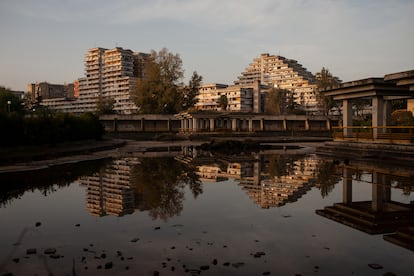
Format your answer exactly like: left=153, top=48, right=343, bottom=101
left=76, top=47, right=149, bottom=114
left=195, top=81, right=267, bottom=113
left=27, top=82, right=75, bottom=102
left=32, top=47, right=149, bottom=114
left=234, top=53, right=318, bottom=111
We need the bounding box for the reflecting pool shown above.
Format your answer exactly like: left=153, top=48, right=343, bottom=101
left=0, top=146, right=413, bottom=275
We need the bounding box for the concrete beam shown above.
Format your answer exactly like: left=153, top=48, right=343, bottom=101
left=324, top=77, right=411, bottom=100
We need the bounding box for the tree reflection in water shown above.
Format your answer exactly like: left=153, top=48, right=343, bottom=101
left=131, top=157, right=202, bottom=221
left=266, top=155, right=296, bottom=177
left=0, top=159, right=108, bottom=207
left=316, top=161, right=341, bottom=198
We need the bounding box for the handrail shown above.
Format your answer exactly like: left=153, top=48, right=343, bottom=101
left=333, top=126, right=414, bottom=129
left=333, top=126, right=414, bottom=144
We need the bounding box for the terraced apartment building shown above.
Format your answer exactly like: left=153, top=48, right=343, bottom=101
left=234, top=53, right=318, bottom=112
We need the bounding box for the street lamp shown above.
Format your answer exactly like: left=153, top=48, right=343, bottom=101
left=7, top=100, right=11, bottom=113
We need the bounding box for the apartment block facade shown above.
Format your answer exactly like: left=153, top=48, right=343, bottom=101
left=76, top=47, right=149, bottom=114
left=33, top=47, right=149, bottom=114
left=195, top=81, right=267, bottom=113
left=28, top=82, right=75, bottom=102
left=235, top=53, right=318, bottom=111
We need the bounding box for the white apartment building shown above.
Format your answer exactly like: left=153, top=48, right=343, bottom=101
left=76, top=47, right=149, bottom=114
left=195, top=81, right=265, bottom=113
left=35, top=47, right=149, bottom=114
left=235, top=53, right=318, bottom=112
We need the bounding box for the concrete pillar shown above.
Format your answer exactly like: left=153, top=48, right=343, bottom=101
left=209, top=118, right=214, bottom=131
left=199, top=118, right=203, bottom=130
left=384, top=174, right=391, bottom=202
left=141, top=118, right=145, bottom=132
left=305, top=118, right=310, bottom=131
left=242, top=119, right=247, bottom=132
left=203, top=119, right=207, bottom=130
left=383, top=100, right=392, bottom=128
left=253, top=154, right=261, bottom=185
left=372, top=172, right=384, bottom=212
left=192, top=118, right=198, bottom=132
left=232, top=118, right=237, bottom=131
left=372, top=96, right=384, bottom=138
left=342, top=99, right=353, bottom=137
left=326, top=119, right=331, bottom=130
left=248, top=119, right=253, bottom=132
left=186, top=119, right=190, bottom=132
left=343, top=168, right=353, bottom=204
left=113, top=118, right=118, bottom=132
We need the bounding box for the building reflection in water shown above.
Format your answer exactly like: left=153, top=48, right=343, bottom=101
left=80, top=157, right=139, bottom=217
left=79, top=154, right=202, bottom=220
left=177, top=146, right=326, bottom=209
left=317, top=163, right=414, bottom=251
left=245, top=156, right=321, bottom=208
left=78, top=146, right=342, bottom=219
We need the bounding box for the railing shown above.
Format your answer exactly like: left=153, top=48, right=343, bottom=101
left=333, top=126, right=414, bottom=144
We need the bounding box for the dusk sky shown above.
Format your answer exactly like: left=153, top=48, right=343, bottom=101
left=1, top=0, right=413, bottom=91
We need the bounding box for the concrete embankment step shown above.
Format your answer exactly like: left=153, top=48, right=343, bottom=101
left=316, top=203, right=414, bottom=234
left=383, top=226, right=414, bottom=251
left=316, top=141, right=414, bottom=163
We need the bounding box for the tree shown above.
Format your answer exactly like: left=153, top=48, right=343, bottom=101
left=264, top=87, right=294, bottom=115
left=282, top=90, right=297, bottom=114
left=181, top=71, right=202, bottom=110
left=153, top=48, right=184, bottom=85
left=315, top=67, right=341, bottom=115
left=218, top=95, right=228, bottom=111
left=133, top=48, right=185, bottom=114
left=133, top=48, right=204, bottom=114
left=0, top=86, right=24, bottom=115
left=96, top=96, right=116, bottom=115
left=264, top=88, right=281, bottom=115
left=316, top=161, right=341, bottom=198
left=130, top=157, right=202, bottom=221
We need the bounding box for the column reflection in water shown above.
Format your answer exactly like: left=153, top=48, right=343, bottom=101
left=317, top=164, right=414, bottom=251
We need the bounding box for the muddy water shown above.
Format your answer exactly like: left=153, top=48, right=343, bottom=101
left=0, top=148, right=413, bottom=275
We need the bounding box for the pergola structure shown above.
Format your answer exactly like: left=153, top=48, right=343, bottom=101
left=324, top=70, right=414, bottom=140
left=175, top=111, right=258, bottom=132
left=174, top=111, right=335, bottom=133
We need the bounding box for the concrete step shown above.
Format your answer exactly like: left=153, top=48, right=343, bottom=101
left=316, top=204, right=414, bottom=234
left=383, top=227, right=414, bottom=251
left=393, top=227, right=414, bottom=241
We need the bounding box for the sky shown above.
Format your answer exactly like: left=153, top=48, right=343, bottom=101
left=0, top=0, right=413, bottom=91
